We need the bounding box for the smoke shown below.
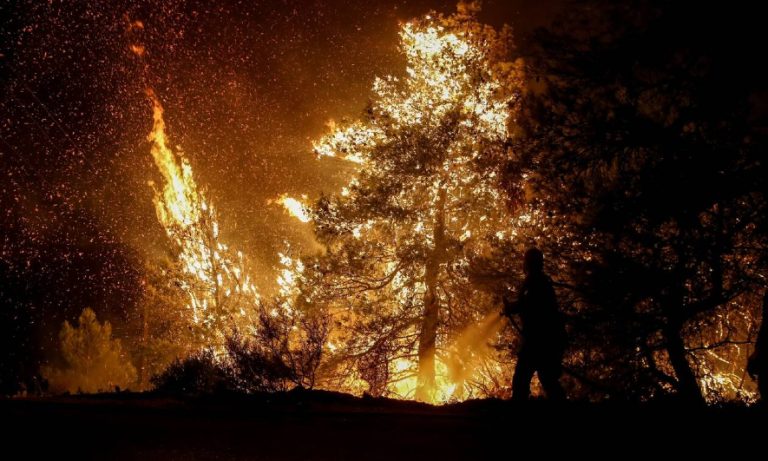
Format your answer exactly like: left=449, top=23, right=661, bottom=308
left=445, top=310, right=506, bottom=398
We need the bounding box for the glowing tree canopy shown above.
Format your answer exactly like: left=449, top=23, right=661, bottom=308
left=306, top=5, right=526, bottom=402
left=43, top=308, right=137, bottom=394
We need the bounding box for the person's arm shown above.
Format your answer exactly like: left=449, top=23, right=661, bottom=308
left=502, top=292, right=518, bottom=318
left=502, top=282, right=525, bottom=318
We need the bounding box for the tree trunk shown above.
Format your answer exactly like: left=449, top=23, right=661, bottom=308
left=416, top=188, right=446, bottom=402
left=664, top=317, right=704, bottom=403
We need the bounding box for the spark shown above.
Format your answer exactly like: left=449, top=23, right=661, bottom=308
left=276, top=194, right=312, bottom=223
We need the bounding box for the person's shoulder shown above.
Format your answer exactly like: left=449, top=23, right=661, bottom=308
left=525, top=273, right=553, bottom=292
left=540, top=274, right=557, bottom=295
left=537, top=273, right=554, bottom=287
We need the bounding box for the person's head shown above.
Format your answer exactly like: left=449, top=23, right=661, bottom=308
left=523, top=247, right=544, bottom=275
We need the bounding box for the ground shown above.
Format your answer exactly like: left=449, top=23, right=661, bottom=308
left=2, top=390, right=763, bottom=460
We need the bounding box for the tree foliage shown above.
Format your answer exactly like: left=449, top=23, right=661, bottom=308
left=304, top=3, right=529, bottom=402
left=43, top=308, right=137, bottom=394
left=511, top=0, right=767, bottom=401
left=152, top=301, right=329, bottom=394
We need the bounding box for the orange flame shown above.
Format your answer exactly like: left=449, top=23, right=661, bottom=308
left=275, top=194, right=312, bottom=223
left=146, top=89, right=260, bottom=350
left=129, top=44, right=145, bottom=56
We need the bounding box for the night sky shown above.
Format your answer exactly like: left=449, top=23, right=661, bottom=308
left=0, top=1, right=563, bottom=351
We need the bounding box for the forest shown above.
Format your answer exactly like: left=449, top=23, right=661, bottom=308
left=2, top=0, right=767, bottom=409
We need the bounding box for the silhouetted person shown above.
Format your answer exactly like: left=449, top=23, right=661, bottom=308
left=748, top=292, right=768, bottom=402
left=503, top=248, right=566, bottom=401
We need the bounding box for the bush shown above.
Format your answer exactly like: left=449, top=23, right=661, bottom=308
left=151, top=350, right=230, bottom=394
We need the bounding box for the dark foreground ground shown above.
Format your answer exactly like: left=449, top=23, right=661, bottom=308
left=3, top=390, right=765, bottom=460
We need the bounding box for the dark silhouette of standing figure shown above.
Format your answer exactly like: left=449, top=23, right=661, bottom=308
left=503, top=248, right=566, bottom=401
left=748, top=292, right=768, bottom=402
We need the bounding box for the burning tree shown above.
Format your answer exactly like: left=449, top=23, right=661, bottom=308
left=512, top=1, right=767, bottom=401
left=145, top=90, right=261, bottom=352
left=303, top=4, right=526, bottom=402
left=144, top=90, right=330, bottom=389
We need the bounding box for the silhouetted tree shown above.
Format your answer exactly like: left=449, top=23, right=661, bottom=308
left=511, top=0, right=768, bottom=401
left=151, top=349, right=228, bottom=395
left=228, top=301, right=330, bottom=392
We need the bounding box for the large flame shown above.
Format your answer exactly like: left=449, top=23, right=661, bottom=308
left=146, top=89, right=260, bottom=349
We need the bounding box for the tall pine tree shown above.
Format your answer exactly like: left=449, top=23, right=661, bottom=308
left=307, top=3, right=525, bottom=402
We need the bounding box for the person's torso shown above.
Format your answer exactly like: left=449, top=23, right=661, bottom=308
left=518, top=274, right=562, bottom=341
